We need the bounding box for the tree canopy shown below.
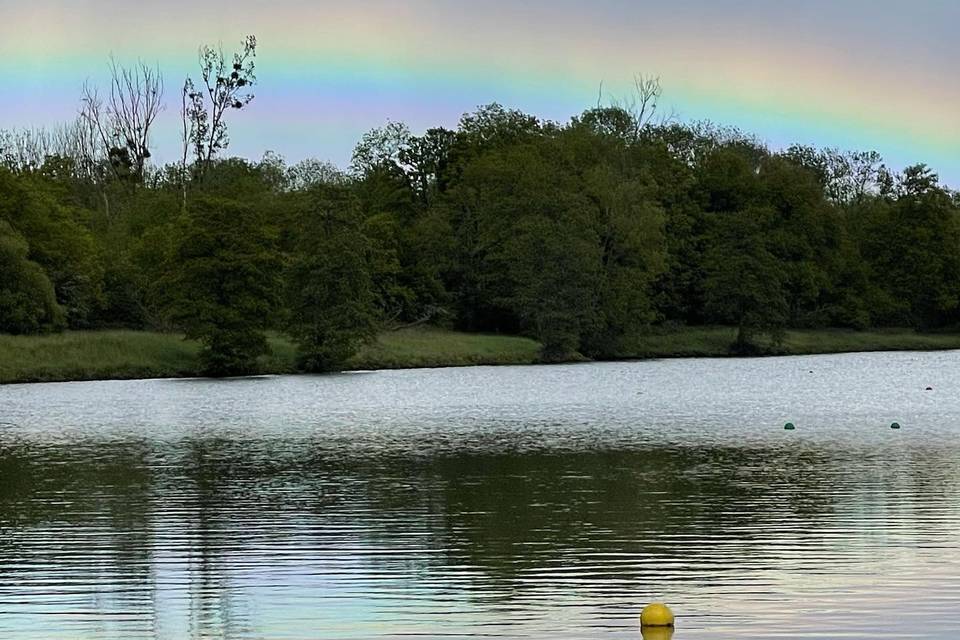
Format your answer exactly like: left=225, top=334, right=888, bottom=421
left=3, top=48, right=959, bottom=370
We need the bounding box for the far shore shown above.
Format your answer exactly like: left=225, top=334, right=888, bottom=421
left=3, top=326, right=960, bottom=385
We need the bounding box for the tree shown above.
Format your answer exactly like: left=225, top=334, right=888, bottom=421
left=400, top=128, right=456, bottom=206
left=181, top=35, right=257, bottom=178
left=580, top=163, right=666, bottom=355
left=283, top=186, right=378, bottom=371
left=0, top=169, right=104, bottom=328
left=704, top=207, right=788, bottom=352
left=558, top=121, right=668, bottom=354
left=350, top=121, right=412, bottom=177
left=596, top=74, right=670, bottom=141
left=858, top=167, right=960, bottom=328
left=576, top=106, right=639, bottom=142
left=758, top=155, right=842, bottom=327
left=165, top=196, right=279, bottom=376
left=349, top=122, right=453, bottom=325
left=1, top=119, right=103, bottom=181
left=0, top=221, right=65, bottom=334
left=285, top=158, right=348, bottom=191
left=898, top=163, right=939, bottom=197
left=81, top=58, right=164, bottom=183
left=784, top=145, right=890, bottom=205
left=501, top=214, right=602, bottom=360
left=442, top=136, right=602, bottom=358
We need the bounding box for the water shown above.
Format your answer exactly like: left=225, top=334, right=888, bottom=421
left=2, top=351, right=960, bottom=639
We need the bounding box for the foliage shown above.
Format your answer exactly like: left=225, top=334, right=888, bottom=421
left=3, top=66, right=960, bottom=373
left=0, top=221, right=65, bottom=334
left=164, top=196, right=280, bottom=376
left=703, top=207, right=788, bottom=352
left=182, top=35, right=257, bottom=176
left=0, top=169, right=104, bottom=328
left=283, top=185, right=378, bottom=371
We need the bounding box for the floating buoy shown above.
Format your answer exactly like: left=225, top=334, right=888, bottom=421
left=925, top=387, right=933, bottom=391
left=784, top=422, right=796, bottom=430
left=640, top=602, right=675, bottom=628
left=641, top=626, right=675, bottom=640
left=891, top=422, right=901, bottom=430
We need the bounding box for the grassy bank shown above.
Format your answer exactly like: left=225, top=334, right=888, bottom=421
left=349, top=328, right=543, bottom=370
left=0, top=328, right=542, bottom=384
left=4, top=326, right=960, bottom=385
left=622, top=326, right=960, bottom=359
left=0, top=331, right=201, bottom=384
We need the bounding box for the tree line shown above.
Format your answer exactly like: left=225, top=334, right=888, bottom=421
left=2, top=39, right=959, bottom=374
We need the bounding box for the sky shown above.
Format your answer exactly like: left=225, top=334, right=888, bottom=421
left=1, top=0, right=957, bottom=185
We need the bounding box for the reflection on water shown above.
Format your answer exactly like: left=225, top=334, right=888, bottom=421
left=2, top=351, right=960, bottom=639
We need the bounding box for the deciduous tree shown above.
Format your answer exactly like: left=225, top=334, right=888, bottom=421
left=165, top=196, right=279, bottom=376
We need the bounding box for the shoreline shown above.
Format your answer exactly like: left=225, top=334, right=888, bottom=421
left=3, top=326, right=960, bottom=385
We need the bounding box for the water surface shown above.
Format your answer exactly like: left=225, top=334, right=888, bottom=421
left=2, top=351, right=960, bottom=639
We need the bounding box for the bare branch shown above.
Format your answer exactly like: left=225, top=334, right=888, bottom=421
left=606, top=73, right=665, bottom=140
left=80, top=57, right=164, bottom=182
left=1, top=118, right=106, bottom=181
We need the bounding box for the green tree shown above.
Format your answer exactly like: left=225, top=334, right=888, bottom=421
left=759, top=155, right=842, bottom=327
left=441, top=136, right=602, bottom=358
left=166, top=196, right=279, bottom=376
left=704, top=208, right=788, bottom=352
left=0, top=169, right=104, bottom=328
left=0, top=222, right=65, bottom=334
left=283, top=186, right=378, bottom=371
left=350, top=123, right=452, bottom=324
left=563, top=124, right=667, bottom=355
left=858, top=166, right=960, bottom=328
left=500, top=214, right=602, bottom=360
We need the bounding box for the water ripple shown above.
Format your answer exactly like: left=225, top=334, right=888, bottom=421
left=2, top=352, right=960, bottom=638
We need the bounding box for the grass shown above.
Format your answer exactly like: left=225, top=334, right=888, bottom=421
left=623, top=326, right=742, bottom=358
left=0, top=327, right=541, bottom=384
left=3, top=326, right=960, bottom=385
left=782, top=328, right=960, bottom=354
left=620, top=326, right=960, bottom=359
left=0, top=330, right=201, bottom=384
left=349, top=328, right=541, bottom=370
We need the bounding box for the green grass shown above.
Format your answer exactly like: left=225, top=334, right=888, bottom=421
left=623, top=327, right=742, bottom=358
left=0, top=327, right=541, bottom=384
left=349, top=328, right=541, bottom=370
left=620, top=326, right=960, bottom=359
left=4, top=326, right=960, bottom=385
left=0, top=330, right=201, bottom=384
left=781, top=328, right=960, bottom=355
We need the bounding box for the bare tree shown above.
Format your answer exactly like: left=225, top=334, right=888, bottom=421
left=181, top=35, right=257, bottom=178
left=80, top=58, right=164, bottom=182
left=616, top=75, right=676, bottom=137
left=1, top=118, right=105, bottom=180
left=590, top=74, right=675, bottom=142
left=0, top=127, right=48, bottom=171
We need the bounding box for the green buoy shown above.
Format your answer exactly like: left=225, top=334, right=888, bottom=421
left=784, top=422, right=796, bottom=430
left=891, top=422, right=901, bottom=429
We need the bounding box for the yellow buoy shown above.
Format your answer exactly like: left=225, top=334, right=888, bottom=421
left=641, top=626, right=674, bottom=640
left=640, top=602, right=675, bottom=628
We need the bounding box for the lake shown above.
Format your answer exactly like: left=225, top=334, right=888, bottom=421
left=2, top=351, right=960, bottom=639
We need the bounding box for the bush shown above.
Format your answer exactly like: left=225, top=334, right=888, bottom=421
left=0, top=222, right=65, bottom=334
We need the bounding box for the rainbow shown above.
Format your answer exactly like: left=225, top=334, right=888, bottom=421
left=1, top=0, right=957, bottom=185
